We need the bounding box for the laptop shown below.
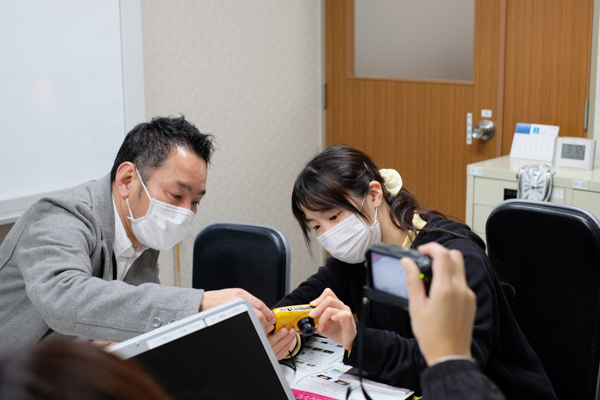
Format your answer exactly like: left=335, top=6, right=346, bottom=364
left=107, top=298, right=294, bottom=400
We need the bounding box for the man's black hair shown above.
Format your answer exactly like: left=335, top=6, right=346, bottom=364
left=110, top=115, right=215, bottom=182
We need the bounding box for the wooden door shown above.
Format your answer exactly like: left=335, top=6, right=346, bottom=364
left=326, top=0, right=593, bottom=221
left=502, top=1, right=593, bottom=151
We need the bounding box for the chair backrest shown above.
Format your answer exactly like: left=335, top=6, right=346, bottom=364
left=192, top=222, right=290, bottom=308
left=486, top=199, right=600, bottom=400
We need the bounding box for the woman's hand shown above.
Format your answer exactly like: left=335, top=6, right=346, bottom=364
left=309, top=288, right=356, bottom=351
left=268, top=327, right=298, bottom=360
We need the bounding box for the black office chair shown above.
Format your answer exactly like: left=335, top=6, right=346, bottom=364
left=192, top=222, right=290, bottom=308
left=486, top=199, right=600, bottom=400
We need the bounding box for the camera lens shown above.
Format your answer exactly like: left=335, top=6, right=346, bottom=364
left=297, top=317, right=315, bottom=336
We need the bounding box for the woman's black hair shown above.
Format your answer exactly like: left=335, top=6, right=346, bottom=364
left=292, top=145, right=471, bottom=251
left=0, top=340, right=172, bottom=400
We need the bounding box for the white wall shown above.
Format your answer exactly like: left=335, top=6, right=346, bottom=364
left=0, top=0, right=324, bottom=291
left=141, top=0, right=324, bottom=290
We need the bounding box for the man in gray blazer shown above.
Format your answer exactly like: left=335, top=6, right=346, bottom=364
left=0, top=115, right=297, bottom=357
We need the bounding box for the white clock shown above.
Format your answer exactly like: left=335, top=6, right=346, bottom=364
left=517, top=164, right=554, bottom=201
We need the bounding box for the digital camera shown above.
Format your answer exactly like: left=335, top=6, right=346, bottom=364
left=272, top=305, right=319, bottom=336
left=365, top=243, right=433, bottom=309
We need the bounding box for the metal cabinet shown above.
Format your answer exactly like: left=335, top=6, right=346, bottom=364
left=466, top=156, right=600, bottom=243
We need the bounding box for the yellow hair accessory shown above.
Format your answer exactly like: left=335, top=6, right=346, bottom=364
left=379, top=169, right=402, bottom=197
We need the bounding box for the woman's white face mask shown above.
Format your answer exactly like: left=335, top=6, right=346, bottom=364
left=316, top=195, right=381, bottom=264
left=127, top=169, right=196, bottom=250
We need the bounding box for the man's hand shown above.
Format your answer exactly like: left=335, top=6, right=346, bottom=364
left=268, top=327, right=298, bottom=360
left=308, top=288, right=356, bottom=351
left=200, top=288, right=276, bottom=335
left=89, top=340, right=117, bottom=348
left=402, top=242, right=476, bottom=366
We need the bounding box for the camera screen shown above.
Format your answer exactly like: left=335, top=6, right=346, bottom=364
left=371, top=251, right=408, bottom=299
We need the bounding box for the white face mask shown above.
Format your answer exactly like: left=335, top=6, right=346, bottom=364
left=127, top=169, right=196, bottom=250
left=316, top=196, right=381, bottom=264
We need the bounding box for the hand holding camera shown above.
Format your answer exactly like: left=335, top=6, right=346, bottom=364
left=273, top=288, right=356, bottom=351
left=401, top=242, right=476, bottom=366
left=307, top=288, right=356, bottom=351
left=272, top=305, right=319, bottom=336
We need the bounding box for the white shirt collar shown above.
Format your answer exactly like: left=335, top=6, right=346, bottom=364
left=112, top=198, right=147, bottom=259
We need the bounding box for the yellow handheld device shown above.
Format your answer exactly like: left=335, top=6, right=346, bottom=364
left=272, top=305, right=319, bottom=336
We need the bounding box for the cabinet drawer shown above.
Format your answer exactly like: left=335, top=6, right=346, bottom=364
left=474, top=178, right=518, bottom=206
left=473, top=204, right=494, bottom=234
left=572, top=190, right=600, bottom=218
left=549, top=186, right=566, bottom=204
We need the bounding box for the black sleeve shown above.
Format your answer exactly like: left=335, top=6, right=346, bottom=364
left=421, top=360, right=505, bottom=400
left=345, top=238, right=499, bottom=393
left=274, top=240, right=502, bottom=394
left=273, top=257, right=353, bottom=309
left=276, top=256, right=429, bottom=391
left=443, top=239, right=500, bottom=371
left=344, top=319, right=427, bottom=392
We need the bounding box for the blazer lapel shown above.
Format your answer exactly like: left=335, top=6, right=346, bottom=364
left=90, top=174, right=116, bottom=280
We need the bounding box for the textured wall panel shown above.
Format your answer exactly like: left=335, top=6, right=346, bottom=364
left=141, top=0, right=323, bottom=292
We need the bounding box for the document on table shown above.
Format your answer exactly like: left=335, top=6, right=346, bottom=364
left=279, top=335, right=413, bottom=400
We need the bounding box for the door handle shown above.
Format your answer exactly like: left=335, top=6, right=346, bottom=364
left=472, top=119, right=494, bottom=141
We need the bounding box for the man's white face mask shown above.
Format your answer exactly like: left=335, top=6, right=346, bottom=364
left=316, top=195, right=381, bottom=264
left=126, top=168, right=196, bottom=250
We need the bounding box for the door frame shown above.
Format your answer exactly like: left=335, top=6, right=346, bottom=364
left=589, top=0, right=600, bottom=140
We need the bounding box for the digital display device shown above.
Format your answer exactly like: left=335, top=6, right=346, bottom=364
left=371, top=252, right=409, bottom=300
left=365, top=243, right=432, bottom=309
left=561, top=143, right=586, bottom=160
left=554, top=137, right=596, bottom=170
left=108, top=299, right=294, bottom=400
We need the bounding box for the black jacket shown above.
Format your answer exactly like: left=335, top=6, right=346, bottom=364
left=421, top=360, right=505, bottom=400
left=275, top=216, right=556, bottom=399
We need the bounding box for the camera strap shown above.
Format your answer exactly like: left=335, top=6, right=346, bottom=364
left=346, top=287, right=374, bottom=400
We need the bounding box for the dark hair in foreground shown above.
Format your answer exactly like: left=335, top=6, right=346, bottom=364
left=0, top=340, right=172, bottom=400
left=292, top=145, right=469, bottom=250
left=110, top=115, right=215, bottom=182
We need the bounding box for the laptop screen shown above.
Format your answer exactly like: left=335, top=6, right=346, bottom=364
left=108, top=299, right=293, bottom=400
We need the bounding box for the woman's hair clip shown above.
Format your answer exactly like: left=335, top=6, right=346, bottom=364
left=363, top=162, right=373, bottom=180
left=379, top=169, right=402, bottom=197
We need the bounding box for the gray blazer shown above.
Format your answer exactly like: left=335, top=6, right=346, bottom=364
left=0, top=175, right=203, bottom=356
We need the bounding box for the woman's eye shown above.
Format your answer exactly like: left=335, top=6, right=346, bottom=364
left=172, top=194, right=182, bottom=200
left=312, top=225, right=320, bottom=231
left=192, top=201, right=200, bottom=206
left=330, top=213, right=340, bottom=221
